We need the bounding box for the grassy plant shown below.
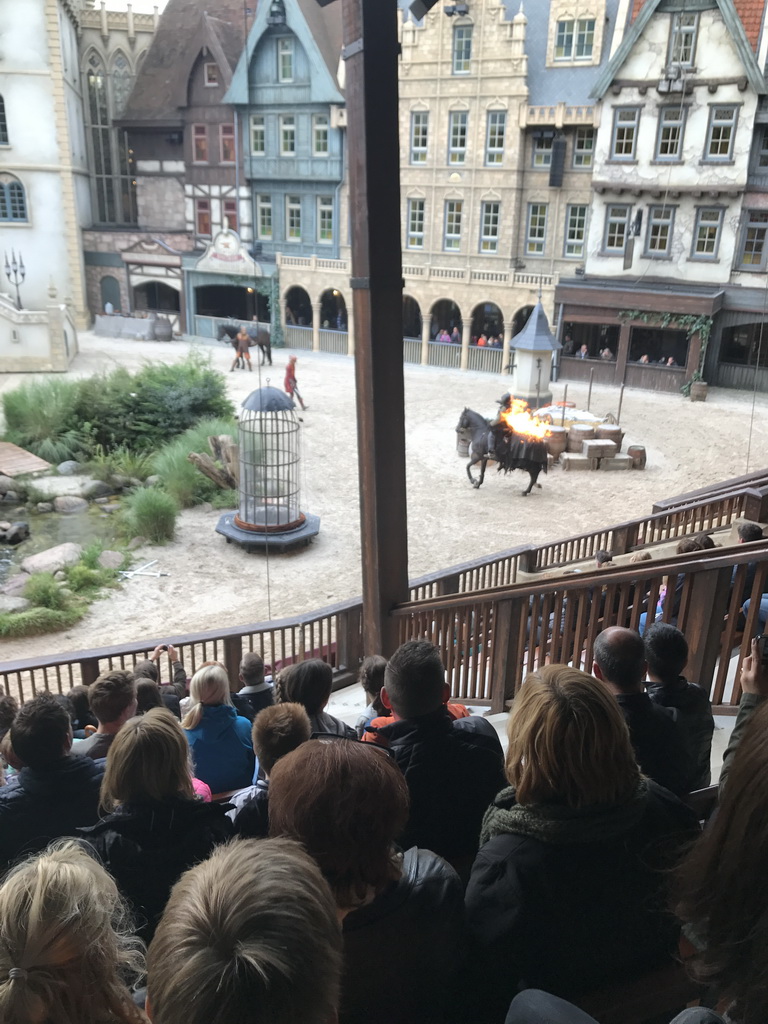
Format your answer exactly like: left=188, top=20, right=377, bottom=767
left=89, top=445, right=154, bottom=483
left=152, top=417, right=238, bottom=508
left=21, top=482, right=50, bottom=507
left=2, top=378, right=90, bottom=461
left=0, top=606, right=85, bottom=637
left=23, top=572, right=70, bottom=611
left=79, top=541, right=106, bottom=569
left=121, top=488, right=178, bottom=543
left=65, top=563, right=116, bottom=596
left=210, top=488, right=238, bottom=510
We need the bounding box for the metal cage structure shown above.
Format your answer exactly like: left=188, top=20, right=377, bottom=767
left=216, top=386, right=320, bottom=552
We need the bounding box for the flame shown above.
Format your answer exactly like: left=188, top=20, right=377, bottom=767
left=500, top=398, right=552, bottom=440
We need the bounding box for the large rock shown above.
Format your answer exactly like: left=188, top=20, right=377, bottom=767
left=2, top=491, right=19, bottom=504
left=127, top=536, right=147, bottom=550
left=1, top=522, right=30, bottom=545
left=83, top=480, right=114, bottom=500
left=98, top=549, right=124, bottom=570
left=0, top=476, right=15, bottom=494
left=36, top=502, right=54, bottom=514
left=57, top=461, right=81, bottom=476
left=21, top=542, right=82, bottom=575
left=1, top=573, right=29, bottom=596
left=53, top=495, right=88, bottom=514
left=0, top=595, right=30, bottom=613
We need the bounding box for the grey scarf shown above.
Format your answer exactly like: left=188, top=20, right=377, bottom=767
left=479, top=779, right=650, bottom=847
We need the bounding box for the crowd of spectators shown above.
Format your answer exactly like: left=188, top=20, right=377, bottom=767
left=0, top=597, right=765, bottom=1023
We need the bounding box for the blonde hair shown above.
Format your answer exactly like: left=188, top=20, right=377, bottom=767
left=0, top=840, right=145, bottom=1024
left=147, top=839, right=342, bottom=1024
left=180, top=664, right=232, bottom=731
left=100, top=707, right=195, bottom=812
left=630, top=551, right=652, bottom=563
left=506, top=665, right=641, bottom=808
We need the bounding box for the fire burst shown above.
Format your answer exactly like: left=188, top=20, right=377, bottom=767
left=500, top=399, right=552, bottom=440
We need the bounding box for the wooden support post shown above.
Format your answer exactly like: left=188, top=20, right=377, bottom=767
left=80, top=658, right=101, bottom=687
left=342, top=0, right=409, bottom=656
left=223, top=635, right=243, bottom=688
left=683, top=567, right=733, bottom=689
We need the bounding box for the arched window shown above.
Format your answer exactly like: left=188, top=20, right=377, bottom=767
left=83, top=50, right=137, bottom=224
left=0, top=96, right=7, bottom=145
left=0, top=174, right=27, bottom=221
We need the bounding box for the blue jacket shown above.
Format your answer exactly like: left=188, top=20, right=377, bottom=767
left=184, top=705, right=255, bottom=794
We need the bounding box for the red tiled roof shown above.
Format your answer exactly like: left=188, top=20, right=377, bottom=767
left=631, top=0, right=765, bottom=51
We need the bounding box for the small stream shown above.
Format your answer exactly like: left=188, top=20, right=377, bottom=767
left=0, top=507, right=121, bottom=587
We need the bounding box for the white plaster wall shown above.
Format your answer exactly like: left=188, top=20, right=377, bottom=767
left=3, top=171, right=70, bottom=308
left=0, top=319, right=52, bottom=360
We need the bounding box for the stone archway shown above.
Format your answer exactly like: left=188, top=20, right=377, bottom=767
left=403, top=295, right=421, bottom=339
left=471, top=301, right=504, bottom=344
left=319, top=288, right=347, bottom=330
left=285, top=285, right=312, bottom=327
left=512, top=305, right=534, bottom=338
left=430, top=298, right=462, bottom=340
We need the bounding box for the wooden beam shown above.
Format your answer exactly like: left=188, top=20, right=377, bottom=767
left=342, top=0, right=410, bottom=656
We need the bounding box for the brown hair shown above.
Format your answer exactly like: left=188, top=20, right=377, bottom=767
left=275, top=659, right=332, bottom=716
left=136, top=679, right=163, bottom=715
left=0, top=840, right=145, bottom=1024
left=675, top=700, right=768, bottom=1022
left=251, top=702, right=311, bottom=775
left=269, top=739, right=409, bottom=907
left=147, top=838, right=342, bottom=1024
left=239, top=651, right=264, bottom=687
left=384, top=640, right=446, bottom=719
left=100, top=707, right=194, bottom=812
left=506, top=665, right=640, bottom=808
left=89, top=669, right=136, bottom=725
left=738, top=521, right=764, bottom=543
left=358, top=655, right=387, bottom=713
left=629, top=551, right=652, bottom=563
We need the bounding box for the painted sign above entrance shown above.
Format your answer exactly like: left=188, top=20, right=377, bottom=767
left=194, top=228, right=263, bottom=278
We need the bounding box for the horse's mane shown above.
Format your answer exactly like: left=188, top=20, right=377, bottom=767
left=462, top=408, right=490, bottom=430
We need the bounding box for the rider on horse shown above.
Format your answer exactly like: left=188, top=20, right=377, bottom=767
left=488, top=392, right=513, bottom=457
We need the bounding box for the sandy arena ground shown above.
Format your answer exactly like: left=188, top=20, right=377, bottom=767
left=1, top=331, right=767, bottom=663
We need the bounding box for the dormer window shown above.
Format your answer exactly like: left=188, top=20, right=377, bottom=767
left=204, top=62, right=219, bottom=87
left=278, top=38, right=294, bottom=83
left=555, top=18, right=595, bottom=61
left=668, top=12, right=698, bottom=67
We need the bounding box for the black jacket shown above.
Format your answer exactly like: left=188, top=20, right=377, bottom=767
left=230, top=691, right=257, bottom=722
left=0, top=754, right=104, bottom=871
left=464, top=781, right=700, bottom=1021
left=615, top=691, right=694, bottom=796
left=231, top=778, right=270, bottom=838
left=237, top=684, right=275, bottom=718
left=80, top=797, right=233, bottom=942
left=310, top=710, right=358, bottom=741
left=368, top=709, right=506, bottom=874
left=340, top=848, right=464, bottom=1024
left=647, top=678, right=714, bottom=789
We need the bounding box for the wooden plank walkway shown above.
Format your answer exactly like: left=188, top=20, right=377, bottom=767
left=0, top=442, right=51, bottom=477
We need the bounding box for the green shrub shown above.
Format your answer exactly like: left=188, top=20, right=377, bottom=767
left=2, top=378, right=90, bottom=461
left=152, top=417, right=238, bottom=508
left=24, top=572, right=70, bottom=611
left=66, top=564, right=115, bottom=595
left=121, top=488, right=178, bottom=543
left=210, top=488, right=238, bottom=510
left=79, top=540, right=106, bottom=569
left=89, top=445, right=153, bottom=483
left=0, top=606, right=85, bottom=638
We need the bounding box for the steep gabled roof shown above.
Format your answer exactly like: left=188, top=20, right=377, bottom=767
left=592, top=0, right=767, bottom=98
left=120, top=0, right=249, bottom=126
left=225, top=0, right=343, bottom=105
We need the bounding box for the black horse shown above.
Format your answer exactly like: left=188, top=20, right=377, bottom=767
left=456, top=407, right=547, bottom=495
left=216, top=321, right=273, bottom=366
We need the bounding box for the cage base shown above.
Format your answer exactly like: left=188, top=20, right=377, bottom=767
left=215, top=512, right=321, bottom=553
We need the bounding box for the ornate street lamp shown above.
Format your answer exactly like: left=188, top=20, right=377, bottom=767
left=4, top=249, right=25, bottom=310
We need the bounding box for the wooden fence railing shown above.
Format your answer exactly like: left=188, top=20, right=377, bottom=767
left=2, top=486, right=765, bottom=703
left=392, top=541, right=768, bottom=714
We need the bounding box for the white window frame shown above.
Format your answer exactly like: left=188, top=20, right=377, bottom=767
left=690, top=207, right=723, bottom=261
left=655, top=106, right=686, bottom=161
left=453, top=26, right=472, bottom=74
left=250, top=115, right=265, bottom=156
left=280, top=115, right=295, bottom=156
left=317, top=195, right=333, bottom=244
left=444, top=199, right=463, bottom=251
left=610, top=108, right=640, bottom=161
left=564, top=204, right=588, bottom=258
left=286, top=194, right=301, bottom=242
left=644, top=205, right=675, bottom=258
left=480, top=200, right=500, bottom=254
left=668, top=12, right=698, bottom=67
left=554, top=19, right=574, bottom=60
left=485, top=111, right=505, bottom=165
left=407, top=198, right=425, bottom=248
left=278, top=38, right=294, bottom=83
left=603, top=204, right=631, bottom=253
left=575, top=18, right=595, bottom=59
left=410, top=111, right=428, bottom=164
left=532, top=135, right=553, bottom=168
left=313, top=114, right=329, bottom=156
left=573, top=127, right=595, bottom=168
left=555, top=18, right=595, bottom=60
left=448, top=110, right=468, bottom=165
left=204, top=63, right=219, bottom=87
left=256, top=194, right=272, bottom=240
left=526, top=202, right=548, bottom=256
left=704, top=105, right=738, bottom=162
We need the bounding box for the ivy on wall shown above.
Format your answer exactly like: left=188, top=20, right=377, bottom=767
left=618, top=309, right=713, bottom=395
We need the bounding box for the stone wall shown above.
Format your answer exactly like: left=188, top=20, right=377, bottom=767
left=137, top=176, right=187, bottom=231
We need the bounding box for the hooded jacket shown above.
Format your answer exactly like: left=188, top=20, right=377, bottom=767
left=464, top=780, right=700, bottom=1021
left=367, top=709, right=506, bottom=874
left=614, top=691, right=693, bottom=796
left=340, top=848, right=464, bottom=1024
left=647, top=678, right=714, bottom=789
left=0, top=754, right=104, bottom=871
left=183, top=704, right=255, bottom=793
left=80, top=797, right=233, bottom=943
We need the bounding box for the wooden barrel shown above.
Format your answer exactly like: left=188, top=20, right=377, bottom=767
left=596, top=424, right=624, bottom=452
left=153, top=318, right=173, bottom=342
left=627, top=445, right=647, bottom=469
left=567, top=424, right=595, bottom=453
left=546, top=426, right=568, bottom=461
left=456, top=436, right=470, bottom=458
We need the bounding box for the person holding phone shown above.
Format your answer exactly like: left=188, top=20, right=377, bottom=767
left=719, top=635, right=768, bottom=793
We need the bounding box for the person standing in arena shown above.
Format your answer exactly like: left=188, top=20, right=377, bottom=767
left=284, top=354, right=307, bottom=410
